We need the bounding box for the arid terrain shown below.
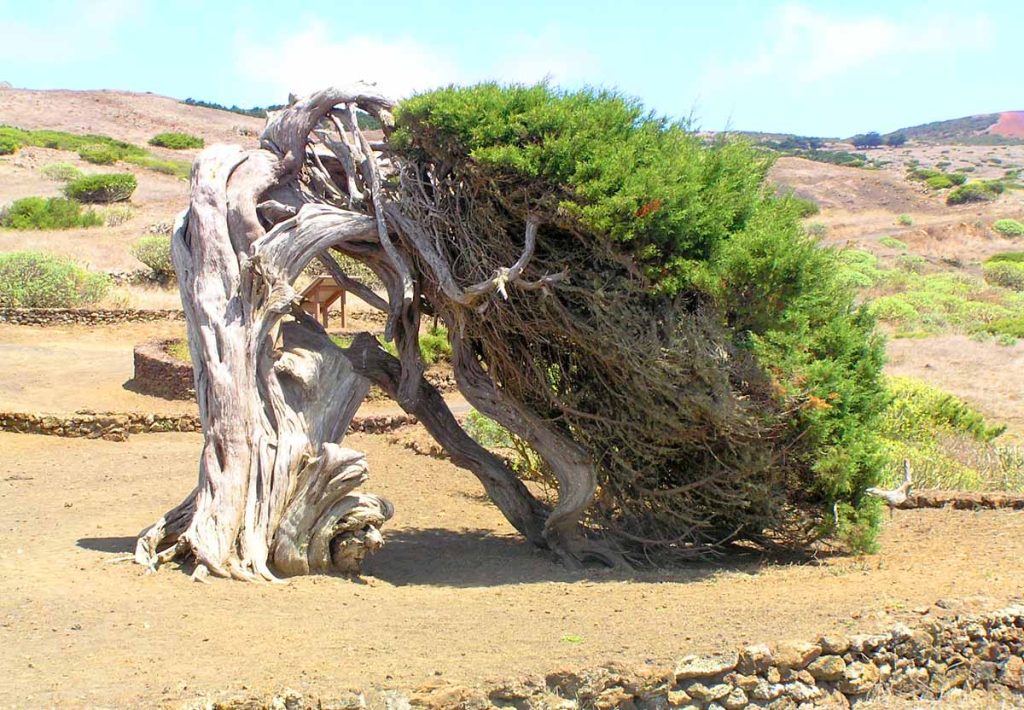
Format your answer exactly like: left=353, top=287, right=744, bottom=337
left=2, top=88, right=1024, bottom=708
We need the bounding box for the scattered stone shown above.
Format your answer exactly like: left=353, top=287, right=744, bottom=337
left=818, top=634, right=850, bottom=655
left=683, top=682, right=731, bottom=703
left=774, top=640, right=821, bottom=670
left=737, top=643, right=773, bottom=675
left=674, top=652, right=738, bottom=680
left=807, top=655, right=847, bottom=681
left=838, top=661, right=881, bottom=695
left=720, top=686, right=748, bottom=710
left=1002, top=655, right=1024, bottom=689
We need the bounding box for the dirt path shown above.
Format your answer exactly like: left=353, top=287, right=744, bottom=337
left=2, top=431, right=1023, bottom=708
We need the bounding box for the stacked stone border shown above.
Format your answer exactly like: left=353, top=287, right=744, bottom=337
left=133, top=340, right=195, bottom=400
left=0, top=411, right=416, bottom=441
left=0, top=308, right=184, bottom=326
left=189, top=604, right=1024, bottom=709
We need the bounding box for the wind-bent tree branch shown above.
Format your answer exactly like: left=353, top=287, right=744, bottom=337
left=138, top=82, right=889, bottom=580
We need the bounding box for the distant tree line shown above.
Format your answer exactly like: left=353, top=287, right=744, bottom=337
left=182, top=97, right=382, bottom=130
left=850, top=131, right=907, bottom=149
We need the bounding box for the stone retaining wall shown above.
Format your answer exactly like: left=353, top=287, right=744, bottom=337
left=0, top=411, right=416, bottom=441
left=193, top=604, right=1024, bottom=709
left=133, top=340, right=195, bottom=400
left=0, top=308, right=184, bottom=326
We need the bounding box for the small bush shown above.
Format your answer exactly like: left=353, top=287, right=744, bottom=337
left=869, top=296, right=919, bottom=323
left=0, top=135, right=19, bottom=155
left=948, top=172, right=967, bottom=186
left=925, top=174, right=953, bottom=190
left=975, top=316, right=1024, bottom=339
left=64, top=173, right=137, bottom=203
left=786, top=195, right=819, bottom=218
left=131, top=235, right=174, bottom=279
left=879, top=236, right=907, bottom=250
left=947, top=181, right=1003, bottom=205
left=40, top=162, right=83, bottom=182
left=983, top=261, right=1024, bottom=291
left=418, top=324, right=452, bottom=365
left=165, top=339, right=191, bottom=363
left=992, top=219, right=1024, bottom=236
left=102, top=205, right=134, bottom=227
left=0, top=251, right=111, bottom=307
left=0, top=196, right=103, bottom=230
left=897, top=253, right=926, bottom=273
left=77, top=144, right=118, bottom=165
left=897, top=214, right=913, bottom=226
left=986, top=251, right=1024, bottom=264
left=149, top=132, right=204, bottom=150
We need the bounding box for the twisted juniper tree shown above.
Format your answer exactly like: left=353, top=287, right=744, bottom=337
left=136, top=83, right=887, bottom=580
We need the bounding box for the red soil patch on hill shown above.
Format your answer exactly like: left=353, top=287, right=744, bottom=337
left=988, top=111, right=1024, bottom=138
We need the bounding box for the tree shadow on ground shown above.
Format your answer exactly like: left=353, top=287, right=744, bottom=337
left=77, top=536, right=136, bottom=554
left=75, top=529, right=834, bottom=587
left=363, top=527, right=823, bottom=589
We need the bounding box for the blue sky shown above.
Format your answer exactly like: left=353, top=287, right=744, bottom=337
left=1, top=0, right=1018, bottom=137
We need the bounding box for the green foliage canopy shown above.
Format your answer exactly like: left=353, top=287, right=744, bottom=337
left=393, top=83, right=889, bottom=555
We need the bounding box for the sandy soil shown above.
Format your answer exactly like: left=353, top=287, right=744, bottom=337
left=0, top=87, right=263, bottom=150
left=0, top=320, right=459, bottom=419
left=1, top=430, right=1023, bottom=708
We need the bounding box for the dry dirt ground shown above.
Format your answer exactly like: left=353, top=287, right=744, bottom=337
left=2, top=430, right=1024, bottom=708
left=887, top=336, right=1024, bottom=441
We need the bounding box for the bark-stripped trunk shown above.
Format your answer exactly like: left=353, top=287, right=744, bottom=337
left=134, top=148, right=393, bottom=580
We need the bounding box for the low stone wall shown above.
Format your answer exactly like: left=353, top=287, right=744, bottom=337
left=0, top=308, right=184, bottom=326
left=133, top=340, right=195, bottom=400
left=0, top=411, right=416, bottom=441
left=907, top=490, right=1024, bottom=510
left=193, top=604, right=1024, bottom=709
left=0, top=411, right=200, bottom=441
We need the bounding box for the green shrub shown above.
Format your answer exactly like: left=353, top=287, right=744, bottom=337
left=0, top=251, right=111, bottom=307
left=165, top=339, right=191, bottom=363
left=0, top=135, right=19, bottom=155
left=897, top=214, right=913, bottom=226
left=0, top=125, right=189, bottom=179
left=974, top=316, right=1024, bottom=338
left=877, top=377, right=1023, bottom=492
left=947, top=181, right=1004, bottom=205
left=0, top=196, right=103, bottom=229
left=992, top=219, right=1024, bottom=236
left=39, top=162, right=84, bottom=182
left=77, top=144, right=118, bottom=165
left=986, top=251, right=1024, bottom=264
left=879, top=236, right=907, bottom=250
left=131, top=235, right=174, bottom=279
left=949, top=172, right=967, bottom=186
left=983, top=261, right=1024, bottom=290
left=869, top=296, right=919, bottom=323
left=925, top=174, right=953, bottom=190
left=148, top=132, right=204, bottom=150
left=380, top=324, right=451, bottom=365
left=897, top=253, right=926, bottom=272
left=787, top=194, right=820, bottom=218
left=64, top=173, right=137, bottom=203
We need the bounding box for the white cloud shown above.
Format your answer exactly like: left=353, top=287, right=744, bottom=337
left=233, top=27, right=461, bottom=101
left=490, top=27, right=601, bottom=87
left=701, top=4, right=992, bottom=88
left=233, top=24, right=602, bottom=103
left=0, top=0, right=145, bottom=63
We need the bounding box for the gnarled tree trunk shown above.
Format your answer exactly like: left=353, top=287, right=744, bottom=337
left=136, top=87, right=568, bottom=580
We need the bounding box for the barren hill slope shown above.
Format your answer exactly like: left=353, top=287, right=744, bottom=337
left=886, top=110, right=1024, bottom=143
left=0, top=87, right=263, bottom=147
